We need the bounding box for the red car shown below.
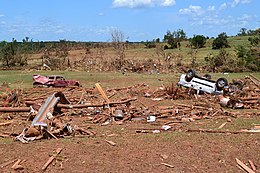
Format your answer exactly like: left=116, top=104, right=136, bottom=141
left=32, top=75, right=81, bottom=87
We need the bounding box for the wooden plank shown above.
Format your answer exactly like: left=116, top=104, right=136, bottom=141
left=0, top=133, right=10, bottom=138
left=0, top=159, right=17, bottom=168
left=236, top=158, right=255, bottom=173
left=105, top=140, right=116, bottom=146
left=218, top=122, right=227, bottom=129
left=11, top=159, right=21, bottom=169
left=187, top=129, right=258, bottom=134
left=44, top=129, right=58, bottom=140
left=248, top=160, right=256, bottom=171
left=42, top=148, right=63, bottom=171
left=0, top=121, right=13, bottom=126
left=161, top=162, right=174, bottom=168
left=57, top=98, right=137, bottom=109
left=95, top=83, right=110, bottom=103
left=0, top=107, right=30, bottom=112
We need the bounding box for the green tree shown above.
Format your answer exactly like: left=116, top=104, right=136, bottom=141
left=163, top=29, right=186, bottom=49
left=0, top=39, right=18, bottom=67
left=212, top=32, right=230, bottom=49
left=237, top=28, right=247, bottom=36
left=236, top=45, right=259, bottom=71
left=190, top=35, right=207, bottom=48
left=205, top=49, right=237, bottom=72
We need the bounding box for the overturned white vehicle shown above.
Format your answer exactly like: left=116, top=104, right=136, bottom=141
left=178, top=69, right=228, bottom=95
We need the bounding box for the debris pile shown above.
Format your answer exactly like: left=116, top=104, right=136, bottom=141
left=0, top=75, right=259, bottom=142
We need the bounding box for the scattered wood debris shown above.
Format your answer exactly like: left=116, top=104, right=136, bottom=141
left=0, top=76, right=259, bottom=143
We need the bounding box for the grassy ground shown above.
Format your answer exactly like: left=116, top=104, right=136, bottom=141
left=0, top=70, right=259, bottom=89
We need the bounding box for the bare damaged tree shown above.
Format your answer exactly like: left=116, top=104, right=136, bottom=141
left=111, top=29, right=126, bottom=70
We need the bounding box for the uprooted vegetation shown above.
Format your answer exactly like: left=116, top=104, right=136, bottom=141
left=0, top=33, right=259, bottom=73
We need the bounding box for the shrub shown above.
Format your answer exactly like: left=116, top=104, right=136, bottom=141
left=212, top=32, right=230, bottom=49
left=190, top=35, right=207, bottom=48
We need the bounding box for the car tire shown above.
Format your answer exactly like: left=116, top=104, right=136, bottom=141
left=33, top=82, right=44, bottom=88
left=185, top=69, right=196, bottom=82
left=216, top=78, right=228, bottom=91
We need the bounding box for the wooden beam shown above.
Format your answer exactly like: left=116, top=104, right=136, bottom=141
left=0, top=107, right=30, bottom=112
left=236, top=158, right=255, bottom=173
left=42, top=148, right=63, bottom=171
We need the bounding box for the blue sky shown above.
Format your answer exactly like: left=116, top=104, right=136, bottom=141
left=0, top=0, right=259, bottom=42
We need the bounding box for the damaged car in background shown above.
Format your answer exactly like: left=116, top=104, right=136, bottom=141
left=32, top=74, right=81, bottom=88
left=178, top=69, right=246, bottom=109
left=178, top=69, right=228, bottom=95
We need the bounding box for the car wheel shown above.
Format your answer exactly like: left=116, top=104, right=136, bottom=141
left=33, top=83, right=43, bottom=88
left=216, top=78, right=228, bottom=91
left=185, top=69, right=196, bottom=82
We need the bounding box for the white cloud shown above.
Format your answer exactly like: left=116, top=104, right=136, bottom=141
left=178, top=2, right=256, bottom=33
left=231, top=0, right=251, bottom=7
left=207, top=6, right=216, bottom=11
left=112, top=0, right=176, bottom=8
left=241, top=0, right=251, bottom=3
left=0, top=14, right=5, bottom=17
left=179, top=5, right=204, bottom=16
left=98, top=12, right=105, bottom=16
left=219, top=3, right=227, bottom=10
left=160, top=0, right=175, bottom=6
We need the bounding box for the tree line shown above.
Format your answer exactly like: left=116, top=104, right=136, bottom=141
left=0, top=28, right=259, bottom=72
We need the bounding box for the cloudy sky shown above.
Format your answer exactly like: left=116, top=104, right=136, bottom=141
left=0, top=0, right=259, bottom=42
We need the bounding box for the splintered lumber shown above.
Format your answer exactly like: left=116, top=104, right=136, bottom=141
left=105, top=140, right=116, bottom=146
left=0, top=159, right=17, bottom=168
left=248, top=160, right=256, bottom=171
left=57, top=98, right=137, bottom=109
left=161, top=162, right=174, bottom=168
left=75, top=127, right=96, bottom=136
left=247, top=76, right=260, bottom=88
left=0, top=133, right=9, bottom=138
left=95, top=83, right=110, bottom=103
left=236, top=158, right=255, bottom=173
left=240, top=97, right=260, bottom=101
left=11, top=159, right=22, bottom=169
left=250, top=74, right=260, bottom=82
left=0, top=121, right=13, bottom=126
left=0, top=107, right=30, bottom=112
left=187, top=129, right=258, bottom=134
left=42, top=148, right=63, bottom=171
left=218, top=122, right=228, bottom=129
left=44, top=129, right=58, bottom=140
